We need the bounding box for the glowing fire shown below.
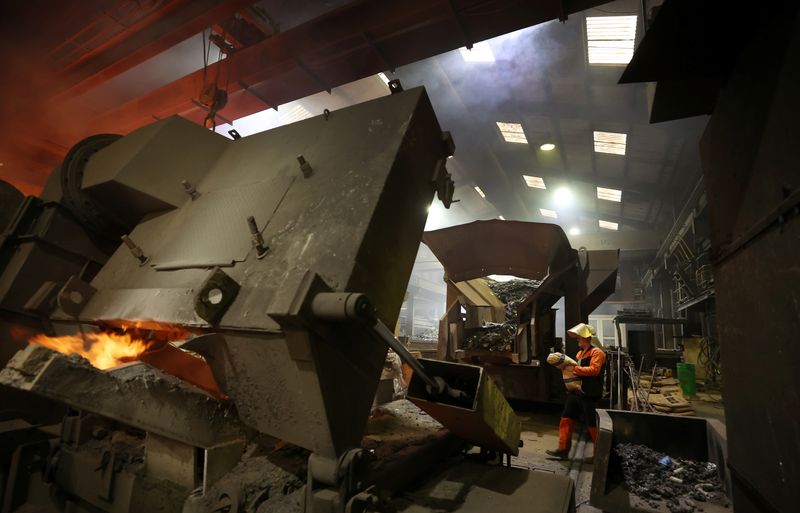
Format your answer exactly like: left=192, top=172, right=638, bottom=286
left=29, top=331, right=150, bottom=370
left=28, top=324, right=189, bottom=370
left=21, top=322, right=227, bottom=398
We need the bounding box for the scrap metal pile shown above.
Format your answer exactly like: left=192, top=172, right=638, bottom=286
left=616, top=443, right=728, bottom=513
left=487, top=278, right=541, bottom=321
left=464, top=322, right=515, bottom=351
left=414, top=327, right=439, bottom=341
left=463, top=279, right=540, bottom=351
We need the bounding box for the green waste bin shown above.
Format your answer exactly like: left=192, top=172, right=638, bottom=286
left=677, top=362, right=696, bottom=397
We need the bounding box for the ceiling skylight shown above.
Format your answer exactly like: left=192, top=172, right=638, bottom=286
left=281, top=105, right=313, bottom=124
left=597, top=186, right=622, bottom=202
left=593, top=131, right=627, bottom=155
left=523, top=175, right=546, bottom=189
left=496, top=122, right=528, bottom=144
left=599, top=219, right=619, bottom=230
left=586, top=16, right=638, bottom=65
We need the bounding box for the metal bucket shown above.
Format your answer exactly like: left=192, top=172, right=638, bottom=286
left=406, top=358, right=521, bottom=455
left=590, top=409, right=730, bottom=513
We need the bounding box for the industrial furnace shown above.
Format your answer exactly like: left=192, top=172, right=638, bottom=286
left=0, top=87, right=574, bottom=513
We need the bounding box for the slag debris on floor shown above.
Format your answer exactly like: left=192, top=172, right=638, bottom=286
left=615, top=442, right=728, bottom=513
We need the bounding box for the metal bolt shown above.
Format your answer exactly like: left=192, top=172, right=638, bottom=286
left=121, top=235, right=149, bottom=265
left=247, top=216, right=269, bottom=259
left=297, top=155, right=313, bottom=178
left=181, top=180, right=200, bottom=200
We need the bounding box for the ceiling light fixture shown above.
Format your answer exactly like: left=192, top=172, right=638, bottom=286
left=523, top=175, right=546, bottom=189
left=498, top=215, right=506, bottom=220
left=554, top=186, right=573, bottom=205
left=597, top=186, right=622, bottom=202
left=474, top=185, right=486, bottom=198
left=586, top=16, right=638, bottom=65
left=569, top=227, right=580, bottom=236
left=539, top=208, right=558, bottom=219
left=539, top=143, right=556, bottom=151
left=425, top=203, right=443, bottom=230
left=496, top=122, right=528, bottom=144
left=459, top=41, right=495, bottom=62
left=599, top=219, right=619, bottom=230
left=593, top=131, right=627, bottom=155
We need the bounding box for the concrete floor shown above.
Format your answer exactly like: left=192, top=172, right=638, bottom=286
left=689, top=391, right=726, bottom=424
left=508, top=396, right=726, bottom=513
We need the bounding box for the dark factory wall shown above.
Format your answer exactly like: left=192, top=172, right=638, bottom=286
left=700, top=13, right=800, bottom=513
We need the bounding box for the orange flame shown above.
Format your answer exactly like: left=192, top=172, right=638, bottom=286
left=29, top=331, right=153, bottom=370
left=27, top=324, right=189, bottom=370
left=23, top=323, right=226, bottom=398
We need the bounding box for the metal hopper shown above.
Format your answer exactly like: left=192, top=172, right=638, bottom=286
left=422, top=220, right=619, bottom=402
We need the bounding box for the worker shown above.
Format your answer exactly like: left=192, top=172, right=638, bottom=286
left=546, top=322, right=607, bottom=460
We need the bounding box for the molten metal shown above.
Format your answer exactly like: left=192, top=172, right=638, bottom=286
left=27, top=323, right=189, bottom=370
left=26, top=324, right=226, bottom=398
left=30, top=331, right=151, bottom=369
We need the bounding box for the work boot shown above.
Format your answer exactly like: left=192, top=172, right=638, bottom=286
left=546, top=448, right=570, bottom=460
left=546, top=418, right=574, bottom=459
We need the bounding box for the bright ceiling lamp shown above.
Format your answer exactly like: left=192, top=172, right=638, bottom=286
left=539, top=143, right=556, bottom=151
left=474, top=185, right=486, bottom=198
left=460, top=41, right=495, bottom=62
left=496, top=122, right=528, bottom=144
left=498, top=215, right=506, bottom=220
left=597, top=186, right=622, bottom=202
left=593, top=131, right=627, bottom=155
left=554, top=186, right=573, bottom=205
left=599, top=219, right=619, bottom=230
left=523, top=175, right=546, bottom=189
left=586, top=15, right=638, bottom=65
left=425, top=202, right=443, bottom=230
left=539, top=208, right=558, bottom=219
left=569, top=227, right=581, bottom=235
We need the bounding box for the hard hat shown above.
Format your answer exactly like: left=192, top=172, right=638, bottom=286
left=567, top=322, right=596, bottom=339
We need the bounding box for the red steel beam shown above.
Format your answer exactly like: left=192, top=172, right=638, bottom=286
left=51, top=0, right=257, bottom=101
left=6, top=0, right=611, bottom=192
left=84, top=0, right=609, bottom=136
